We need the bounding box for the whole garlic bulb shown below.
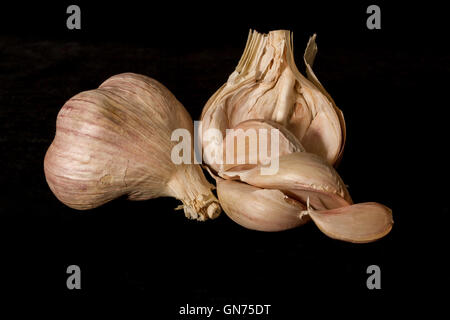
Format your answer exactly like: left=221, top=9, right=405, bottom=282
left=201, top=30, right=346, bottom=172
left=44, top=73, right=220, bottom=221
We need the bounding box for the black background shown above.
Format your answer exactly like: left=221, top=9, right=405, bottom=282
left=0, top=0, right=448, bottom=316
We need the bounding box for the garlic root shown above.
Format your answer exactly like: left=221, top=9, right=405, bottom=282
left=44, top=73, right=220, bottom=221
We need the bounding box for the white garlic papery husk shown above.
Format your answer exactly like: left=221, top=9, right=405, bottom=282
left=201, top=29, right=346, bottom=173
left=44, top=73, right=221, bottom=221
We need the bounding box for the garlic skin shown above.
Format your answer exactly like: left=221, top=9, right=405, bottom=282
left=44, top=73, right=220, bottom=221
left=217, top=179, right=309, bottom=231
left=221, top=152, right=352, bottom=210
left=199, top=29, right=391, bottom=242
left=201, top=30, right=346, bottom=172
left=221, top=119, right=304, bottom=172
left=217, top=150, right=393, bottom=242
left=303, top=202, right=393, bottom=244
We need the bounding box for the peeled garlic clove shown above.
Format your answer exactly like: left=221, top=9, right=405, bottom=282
left=222, top=119, right=304, bottom=172
left=221, top=152, right=352, bottom=210
left=44, top=73, right=220, bottom=221
left=217, top=179, right=309, bottom=231
left=303, top=202, right=393, bottom=243
left=201, top=30, right=345, bottom=169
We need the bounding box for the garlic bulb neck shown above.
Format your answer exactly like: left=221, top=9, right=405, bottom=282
left=166, top=164, right=221, bottom=221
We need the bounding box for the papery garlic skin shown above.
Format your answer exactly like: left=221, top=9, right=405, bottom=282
left=200, top=29, right=392, bottom=243
left=44, top=73, right=220, bottom=221
left=221, top=119, right=304, bottom=172
left=218, top=153, right=393, bottom=242
left=302, top=202, right=393, bottom=243
left=221, top=152, right=352, bottom=211
left=217, top=179, right=309, bottom=232
left=201, top=30, right=346, bottom=172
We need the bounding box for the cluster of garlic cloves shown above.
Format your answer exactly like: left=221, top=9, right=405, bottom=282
left=201, top=30, right=393, bottom=242
left=201, top=30, right=345, bottom=172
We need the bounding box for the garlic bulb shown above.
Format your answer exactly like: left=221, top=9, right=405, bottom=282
left=44, top=73, right=220, bottom=221
left=199, top=29, right=392, bottom=242
left=201, top=30, right=346, bottom=172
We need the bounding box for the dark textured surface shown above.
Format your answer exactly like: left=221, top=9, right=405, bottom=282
left=0, top=1, right=448, bottom=315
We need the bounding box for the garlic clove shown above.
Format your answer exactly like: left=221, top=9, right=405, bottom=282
left=44, top=73, right=221, bottom=221
left=201, top=30, right=345, bottom=170
left=220, top=152, right=352, bottom=210
left=302, top=202, right=393, bottom=243
left=217, top=179, right=309, bottom=231
left=221, top=119, right=304, bottom=172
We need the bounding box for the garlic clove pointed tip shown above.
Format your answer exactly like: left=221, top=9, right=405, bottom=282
left=308, top=202, right=393, bottom=243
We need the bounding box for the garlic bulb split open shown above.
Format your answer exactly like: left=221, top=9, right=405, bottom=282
left=202, top=30, right=393, bottom=243
left=44, top=73, right=221, bottom=221
left=201, top=30, right=346, bottom=172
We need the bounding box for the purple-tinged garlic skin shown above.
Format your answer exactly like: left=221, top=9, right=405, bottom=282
left=44, top=73, right=220, bottom=221
left=304, top=202, right=393, bottom=243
